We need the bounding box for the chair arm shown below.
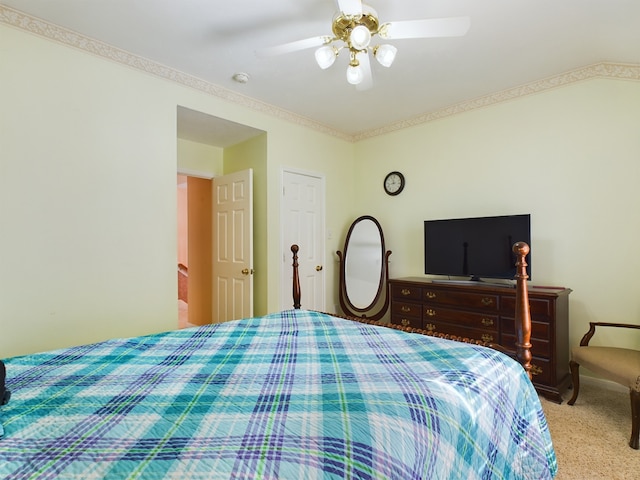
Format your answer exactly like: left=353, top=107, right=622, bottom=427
left=579, top=322, right=640, bottom=346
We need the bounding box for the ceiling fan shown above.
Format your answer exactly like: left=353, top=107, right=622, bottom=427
left=256, top=0, right=470, bottom=90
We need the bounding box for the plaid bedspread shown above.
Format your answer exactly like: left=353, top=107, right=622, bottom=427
left=0, top=310, right=557, bottom=479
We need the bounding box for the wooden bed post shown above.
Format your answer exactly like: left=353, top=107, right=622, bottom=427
left=513, top=242, right=532, bottom=379
left=291, top=244, right=301, bottom=309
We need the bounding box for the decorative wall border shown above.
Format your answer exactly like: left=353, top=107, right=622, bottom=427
left=0, top=5, right=351, bottom=142
left=353, top=62, right=640, bottom=141
left=2, top=5, right=639, bottom=143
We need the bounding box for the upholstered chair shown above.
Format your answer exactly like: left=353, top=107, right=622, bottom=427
left=568, top=322, right=640, bottom=449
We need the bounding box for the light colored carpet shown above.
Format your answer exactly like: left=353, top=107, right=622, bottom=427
left=540, top=377, right=640, bottom=479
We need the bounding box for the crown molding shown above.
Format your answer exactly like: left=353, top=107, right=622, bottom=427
left=2, top=5, right=639, bottom=144
left=352, top=62, right=640, bottom=141
left=0, top=6, right=351, bottom=142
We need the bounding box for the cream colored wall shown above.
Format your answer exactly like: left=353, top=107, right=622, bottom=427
left=1, top=26, right=176, bottom=357
left=224, top=134, right=269, bottom=316
left=355, top=78, right=640, bottom=352
left=177, top=138, right=223, bottom=175
left=5, top=21, right=637, bottom=365
left=0, top=24, right=355, bottom=357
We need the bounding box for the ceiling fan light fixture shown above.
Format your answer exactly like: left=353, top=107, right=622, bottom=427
left=315, top=45, right=337, bottom=69
left=346, top=63, right=364, bottom=85
left=374, top=44, right=397, bottom=67
left=350, top=24, right=372, bottom=50
left=260, top=2, right=470, bottom=89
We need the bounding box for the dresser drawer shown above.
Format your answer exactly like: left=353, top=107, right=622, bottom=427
left=390, top=300, right=423, bottom=329
left=423, top=289, right=499, bottom=311
left=503, top=354, right=552, bottom=385
left=392, top=301, right=422, bottom=319
left=423, top=322, right=497, bottom=344
left=390, top=315, right=422, bottom=329
left=529, top=357, right=553, bottom=385
left=423, top=306, right=498, bottom=333
left=391, top=284, right=423, bottom=301
left=502, top=332, right=551, bottom=358
left=501, top=317, right=551, bottom=341
left=501, top=297, right=551, bottom=318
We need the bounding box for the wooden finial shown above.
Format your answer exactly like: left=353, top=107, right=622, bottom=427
left=513, top=241, right=530, bottom=261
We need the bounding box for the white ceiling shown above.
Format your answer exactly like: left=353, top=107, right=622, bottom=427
left=3, top=0, right=640, bottom=144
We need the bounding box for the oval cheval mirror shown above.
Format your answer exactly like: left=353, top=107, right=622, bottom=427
left=337, top=216, right=391, bottom=320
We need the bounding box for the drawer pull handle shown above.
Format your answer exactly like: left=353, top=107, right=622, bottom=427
left=425, top=309, right=436, bottom=317
left=481, top=297, right=494, bottom=306
left=425, top=323, right=436, bottom=332
left=401, top=306, right=411, bottom=313
left=401, top=319, right=410, bottom=327
left=481, top=334, right=494, bottom=343
left=481, top=318, right=494, bottom=327
left=531, top=364, right=543, bottom=376
left=425, top=291, right=437, bottom=299
left=401, top=288, right=411, bottom=296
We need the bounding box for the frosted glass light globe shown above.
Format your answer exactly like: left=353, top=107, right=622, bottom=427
left=346, top=64, right=363, bottom=85
left=375, top=44, right=397, bottom=67
left=314, top=46, right=336, bottom=69
left=350, top=25, right=371, bottom=50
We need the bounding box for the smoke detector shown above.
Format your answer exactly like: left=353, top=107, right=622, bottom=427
left=232, top=72, right=250, bottom=84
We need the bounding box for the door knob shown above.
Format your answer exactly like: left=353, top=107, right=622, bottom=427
left=241, top=268, right=254, bottom=276
left=316, top=265, right=323, bottom=271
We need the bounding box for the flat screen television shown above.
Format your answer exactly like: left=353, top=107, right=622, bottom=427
left=424, top=214, right=531, bottom=281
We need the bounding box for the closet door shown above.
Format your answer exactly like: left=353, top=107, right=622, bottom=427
left=281, top=169, right=325, bottom=311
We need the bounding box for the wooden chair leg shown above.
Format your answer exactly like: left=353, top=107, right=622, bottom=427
left=567, top=360, right=580, bottom=405
left=630, top=389, right=640, bottom=449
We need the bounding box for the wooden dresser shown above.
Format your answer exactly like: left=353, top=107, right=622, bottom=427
left=389, top=277, right=572, bottom=403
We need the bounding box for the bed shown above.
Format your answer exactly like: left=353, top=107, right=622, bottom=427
left=0, top=243, right=556, bottom=479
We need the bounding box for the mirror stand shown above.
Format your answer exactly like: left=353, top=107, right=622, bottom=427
left=336, top=216, right=392, bottom=321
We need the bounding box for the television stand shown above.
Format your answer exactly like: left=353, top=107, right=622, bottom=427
left=431, top=278, right=516, bottom=289
left=389, top=277, right=572, bottom=403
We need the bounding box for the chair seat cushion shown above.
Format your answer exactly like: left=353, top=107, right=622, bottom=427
left=572, top=346, right=640, bottom=391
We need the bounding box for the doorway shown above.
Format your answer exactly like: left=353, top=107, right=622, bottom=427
left=281, top=169, right=326, bottom=311
left=177, top=174, right=213, bottom=328
left=177, top=169, right=254, bottom=327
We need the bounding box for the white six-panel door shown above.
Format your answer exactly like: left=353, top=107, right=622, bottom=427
left=213, top=169, right=253, bottom=323
left=281, top=169, right=325, bottom=311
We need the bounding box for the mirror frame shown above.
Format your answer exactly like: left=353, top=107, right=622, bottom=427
left=336, top=215, right=391, bottom=320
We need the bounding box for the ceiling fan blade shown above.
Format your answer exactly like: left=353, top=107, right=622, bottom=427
left=336, top=0, right=362, bottom=16
left=381, top=16, right=470, bottom=40
left=256, top=36, right=330, bottom=58
left=356, top=52, right=373, bottom=91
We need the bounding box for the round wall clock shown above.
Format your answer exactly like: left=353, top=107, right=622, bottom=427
left=383, top=171, right=405, bottom=196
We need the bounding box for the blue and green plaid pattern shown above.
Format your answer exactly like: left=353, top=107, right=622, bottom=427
left=0, top=310, right=556, bottom=479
